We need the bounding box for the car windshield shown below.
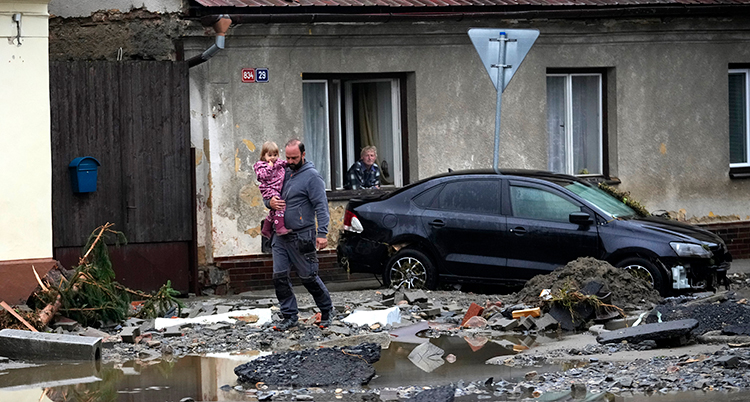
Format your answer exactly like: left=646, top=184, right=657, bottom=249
left=564, top=181, right=637, bottom=218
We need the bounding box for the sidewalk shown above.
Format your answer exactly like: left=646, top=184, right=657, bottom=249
left=732, top=259, right=750, bottom=274
left=237, top=259, right=750, bottom=299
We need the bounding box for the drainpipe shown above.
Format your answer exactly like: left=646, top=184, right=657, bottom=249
left=188, top=14, right=232, bottom=68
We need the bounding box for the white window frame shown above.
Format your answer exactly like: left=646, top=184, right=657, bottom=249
left=729, top=68, right=750, bottom=167
left=344, top=79, right=403, bottom=188
left=547, top=73, right=603, bottom=176
left=303, top=77, right=404, bottom=190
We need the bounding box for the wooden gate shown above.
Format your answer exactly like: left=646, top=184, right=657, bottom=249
left=50, top=61, right=195, bottom=294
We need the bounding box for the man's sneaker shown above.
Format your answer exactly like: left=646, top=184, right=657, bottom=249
left=319, top=310, right=334, bottom=329
left=273, top=316, right=298, bottom=331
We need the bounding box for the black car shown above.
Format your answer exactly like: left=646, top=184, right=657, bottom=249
left=337, top=169, right=731, bottom=294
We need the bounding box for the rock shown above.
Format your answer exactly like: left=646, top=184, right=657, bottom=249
left=533, top=314, right=559, bottom=331
left=464, top=316, right=488, bottom=329
left=404, top=290, right=428, bottom=304
left=317, top=332, right=392, bottom=349
left=408, top=342, right=445, bottom=373
left=163, top=326, right=183, bottom=337
left=234, top=343, right=381, bottom=387
left=120, top=326, right=141, bottom=343
left=328, top=325, right=352, bottom=336
left=406, top=386, right=455, bottom=402
left=517, top=315, right=535, bottom=330
left=488, top=316, right=519, bottom=331
left=596, top=319, right=698, bottom=346
left=716, top=355, right=740, bottom=368
left=461, top=303, right=485, bottom=326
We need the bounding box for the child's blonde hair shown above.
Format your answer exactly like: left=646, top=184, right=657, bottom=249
left=260, top=141, right=280, bottom=162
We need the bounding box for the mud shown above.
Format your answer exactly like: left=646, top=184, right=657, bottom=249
left=49, top=9, right=194, bottom=62
left=513, top=257, right=663, bottom=309
left=234, top=343, right=381, bottom=387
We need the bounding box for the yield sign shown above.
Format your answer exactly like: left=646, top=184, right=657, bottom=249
left=468, top=28, right=540, bottom=92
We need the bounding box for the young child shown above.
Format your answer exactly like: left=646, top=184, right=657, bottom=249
left=253, top=141, right=290, bottom=238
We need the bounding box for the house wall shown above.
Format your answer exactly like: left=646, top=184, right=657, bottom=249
left=0, top=0, right=52, bottom=261
left=48, top=0, right=183, bottom=18
left=186, top=15, right=750, bottom=262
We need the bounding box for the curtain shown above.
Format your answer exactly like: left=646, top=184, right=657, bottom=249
left=571, top=75, right=601, bottom=175
left=302, top=82, right=331, bottom=188
left=547, top=76, right=567, bottom=173
left=355, top=81, right=394, bottom=185
left=729, top=72, right=748, bottom=164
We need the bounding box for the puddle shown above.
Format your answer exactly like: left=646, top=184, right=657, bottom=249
left=1, top=334, right=749, bottom=401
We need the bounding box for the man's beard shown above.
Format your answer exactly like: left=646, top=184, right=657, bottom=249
left=289, top=160, right=303, bottom=171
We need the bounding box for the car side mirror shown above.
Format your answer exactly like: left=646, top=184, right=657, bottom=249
left=569, top=211, right=593, bottom=226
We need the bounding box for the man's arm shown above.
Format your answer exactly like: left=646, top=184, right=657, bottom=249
left=309, top=172, right=330, bottom=249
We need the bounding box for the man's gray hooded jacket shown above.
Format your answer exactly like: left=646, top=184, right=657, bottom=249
left=266, top=160, right=329, bottom=238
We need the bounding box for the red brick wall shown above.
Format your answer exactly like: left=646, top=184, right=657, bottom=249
left=700, top=221, right=750, bottom=259
left=216, top=250, right=373, bottom=293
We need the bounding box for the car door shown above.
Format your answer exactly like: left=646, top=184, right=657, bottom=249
left=503, top=180, right=599, bottom=279
left=420, top=178, right=507, bottom=279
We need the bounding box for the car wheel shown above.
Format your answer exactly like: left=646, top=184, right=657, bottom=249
left=384, top=249, right=438, bottom=290
left=616, top=257, right=666, bottom=295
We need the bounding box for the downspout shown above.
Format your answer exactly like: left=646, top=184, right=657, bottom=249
left=188, top=14, right=232, bottom=68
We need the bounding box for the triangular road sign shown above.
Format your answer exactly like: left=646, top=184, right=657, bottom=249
left=469, top=28, right=540, bottom=92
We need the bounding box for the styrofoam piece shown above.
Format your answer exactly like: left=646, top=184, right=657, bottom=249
left=342, top=306, right=401, bottom=327
left=155, top=308, right=272, bottom=330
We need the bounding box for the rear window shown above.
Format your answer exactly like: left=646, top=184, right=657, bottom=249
left=434, top=180, right=501, bottom=215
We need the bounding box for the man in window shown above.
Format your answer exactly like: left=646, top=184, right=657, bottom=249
left=345, top=146, right=381, bottom=189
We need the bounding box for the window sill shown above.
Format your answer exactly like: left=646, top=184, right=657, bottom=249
left=578, top=175, right=622, bottom=186
left=326, top=188, right=395, bottom=201
left=730, top=166, right=750, bottom=179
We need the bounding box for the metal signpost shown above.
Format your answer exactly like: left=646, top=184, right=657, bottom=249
left=468, top=29, right=540, bottom=173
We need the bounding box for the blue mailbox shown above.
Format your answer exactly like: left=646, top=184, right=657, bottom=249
left=69, top=156, right=101, bottom=193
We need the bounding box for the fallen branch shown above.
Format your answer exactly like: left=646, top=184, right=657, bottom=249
left=37, top=295, right=62, bottom=327
left=0, top=301, right=38, bottom=332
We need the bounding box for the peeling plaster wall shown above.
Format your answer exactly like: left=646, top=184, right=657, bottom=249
left=49, top=0, right=183, bottom=18
left=185, top=16, right=750, bottom=259
left=0, top=0, right=53, bottom=260
left=48, top=8, right=190, bottom=62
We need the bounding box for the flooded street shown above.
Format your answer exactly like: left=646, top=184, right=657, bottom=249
left=3, top=333, right=750, bottom=402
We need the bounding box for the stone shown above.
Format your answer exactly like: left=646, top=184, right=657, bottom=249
left=215, top=305, right=233, bottom=315
left=518, top=315, right=535, bottom=330
left=461, top=303, right=485, bottom=326
left=328, top=325, right=351, bottom=336
left=408, top=342, right=445, bottom=373
left=421, top=307, right=441, bottom=317
left=0, top=329, right=101, bottom=361
left=406, top=386, right=455, bottom=402
left=207, top=323, right=230, bottom=331
left=120, top=326, right=141, bottom=343
left=404, top=290, right=428, bottom=304
left=533, top=314, right=559, bottom=331
left=596, top=319, right=699, bottom=346
left=716, top=355, right=740, bottom=368
left=234, top=343, right=381, bottom=386
left=163, top=326, right=183, bottom=337
left=464, top=316, right=488, bottom=329
left=317, top=332, right=392, bottom=349
left=488, top=317, right=519, bottom=331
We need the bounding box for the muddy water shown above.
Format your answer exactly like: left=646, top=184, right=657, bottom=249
left=0, top=335, right=748, bottom=401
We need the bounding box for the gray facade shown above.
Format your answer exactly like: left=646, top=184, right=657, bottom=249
left=186, top=13, right=750, bottom=261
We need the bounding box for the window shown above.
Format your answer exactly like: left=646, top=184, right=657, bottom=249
left=510, top=185, right=579, bottom=222
left=435, top=180, right=501, bottom=215
left=303, top=75, right=406, bottom=190
left=730, top=69, right=749, bottom=166
left=547, top=72, right=603, bottom=176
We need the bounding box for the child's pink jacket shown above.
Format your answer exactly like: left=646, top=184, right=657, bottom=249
left=253, top=159, right=287, bottom=199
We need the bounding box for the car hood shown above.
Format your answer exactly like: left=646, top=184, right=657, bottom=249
left=624, top=216, right=723, bottom=245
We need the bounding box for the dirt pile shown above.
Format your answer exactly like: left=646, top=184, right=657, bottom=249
left=514, top=257, right=662, bottom=309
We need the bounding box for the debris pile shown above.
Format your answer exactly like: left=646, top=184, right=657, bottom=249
left=234, top=343, right=381, bottom=386
left=513, top=257, right=662, bottom=309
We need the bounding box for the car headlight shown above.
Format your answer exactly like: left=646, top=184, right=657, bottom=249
left=670, top=242, right=713, bottom=258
